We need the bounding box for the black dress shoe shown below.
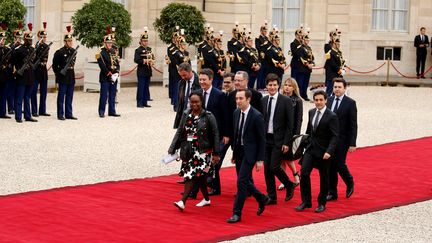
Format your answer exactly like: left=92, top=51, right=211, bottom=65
left=257, top=196, right=270, bottom=215
left=39, top=113, right=51, bottom=116
left=66, top=116, right=78, bottom=120
left=16, top=119, right=23, bottom=123
left=226, top=214, right=241, bottom=223
left=295, top=202, right=312, bottom=212
left=285, top=184, right=295, bottom=201
left=208, top=190, right=221, bottom=196
left=177, top=180, right=186, bottom=184
left=32, top=113, right=39, bottom=117
left=0, top=115, right=11, bottom=119
left=99, top=114, right=105, bottom=118
left=137, top=105, right=145, bottom=108
left=148, top=98, right=154, bottom=101
left=266, top=199, right=277, bottom=205
left=58, top=117, right=66, bottom=121
left=143, top=104, right=151, bottom=107
left=109, top=113, right=121, bottom=117
left=326, top=194, right=338, bottom=201
left=346, top=182, right=354, bottom=198
left=315, top=204, right=326, bottom=213
left=25, top=118, right=38, bottom=122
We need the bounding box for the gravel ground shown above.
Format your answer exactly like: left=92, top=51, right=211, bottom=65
left=0, top=85, right=431, bottom=241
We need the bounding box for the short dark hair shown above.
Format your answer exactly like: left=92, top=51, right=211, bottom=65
left=420, top=27, right=426, bottom=31
left=178, top=62, right=192, bottom=72
left=333, top=77, right=347, bottom=88
left=313, top=90, right=328, bottom=100
left=223, top=72, right=235, bottom=80
left=189, top=90, right=204, bottom=104
left=237, top=88, right=252, bottom=100
left=199, top=68, right=214, bottom=80
left=265, top=73, right=280, bottom=85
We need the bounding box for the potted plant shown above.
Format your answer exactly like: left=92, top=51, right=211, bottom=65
left=0, top=0, right=26, bottom=42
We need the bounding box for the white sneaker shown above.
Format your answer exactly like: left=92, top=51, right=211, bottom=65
left=174, top=200, right=185, bottom=211
left=195, top=199, right=211, bottom=207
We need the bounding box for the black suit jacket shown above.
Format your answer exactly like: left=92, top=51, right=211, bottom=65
left=202, top=86, right=228, bottom=137
left=233, top=106, right=266, bottom=163
left=173, top=72, right=200, bottom=128
left=261, top=94, right=294, bottom=147
left=414, top=35, right=429, bottom=55
left=327, top=95, right=357, bottom=147
left=305, top=108, right=339, bottom=158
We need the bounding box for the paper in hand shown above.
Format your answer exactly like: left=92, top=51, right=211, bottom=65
left=161, top=154, right=179, bottom=164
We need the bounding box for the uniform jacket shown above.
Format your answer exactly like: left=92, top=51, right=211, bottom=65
left=96, top=46, right=120, bottom=83
left=0, top=46, right=12, bottom=83
left=324, top=48, right=343, bottom=81
left=265, top=44, right=285, bottom=78
left=13, top=44, right=35, bottom=85
left=34, top=41, right=49, bottom=82
left=134, top=45, right=153, bottom=77
left=290, top=38, right=302, bottom=69
left=52, top=46, right=76, bottom=85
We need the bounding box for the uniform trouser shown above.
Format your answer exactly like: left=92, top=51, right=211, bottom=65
left=57, top=82, right=75, bottom=118
left=0, top=81, right=7, bottom=116
left=99, top=81, right=117, bottom=116
left=168, top=70, right=175, bottom=102
left=325, top=78, right=334, bottom=97
left=256, top=66, right=268, bottom=90
left=212, top=77, right=223, bottom=90
left=172, top=80, right=179, bottom=109
left=6, top=78, right=15, bottom=113
left=233, top=145, right=267, bottom=216
left=291, top=66, right=299, bottom=80
left=31, top=78, right=48, bottom=115
left=328, top=144, right=354, bottom=196
left=247, top=73, right=257, bottom=89
left=297, top=72, right=311, bottom=99
left=137, top=76, right=150, bottom=107
left=264, top=134, right=294, bottom=200
left=14, top=83, right=32, bottom=120
left=300, top=152, right=331, bottom=206
left=416, top=53, right=426, bottom=76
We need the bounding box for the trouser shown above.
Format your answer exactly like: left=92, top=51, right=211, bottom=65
left=291, top=66, right=299, bottom=80
left=328, top=144, right=354, bottom=196
left=31, top=78, right=48, bottom=115
left=325, top=78, right=334, bottom=97
left=6, top=78, right=15, bottom=113
left=57, top=82, right=75, bottom=118
left=0, top=81, right=8, bottom=116
left=99, top=81, right=117, bottom=116
left=416, top=53, right=426, bottom=76
left=264, top=134, right=294, bottom=200
left=297, top=72, right=311, bottom=99
left=300, top=152, right=331, bottom=206
left=256, top=66, right=267, bottom=90
left=14, top=84, right=33, bottom=120
left=232, top=146, right=267, bottom=216
left=137, top=76, right=150, bottom=106
left=172, top=80, right=179, bottom=110
left=209, top=140, right=230, bottom=193
left=247, top=73, right=257, bottom=89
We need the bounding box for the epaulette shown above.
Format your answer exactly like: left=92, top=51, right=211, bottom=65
left=95, top=51, right=101, bottom=60
left=239, top=47, right=245, bottom=52
left=266, top=45, right=272, bottom=51
left=233, top=41, right=238, bottom=45
left=325, top=50, right=331, bottom=60
left=260, top=41, right=268, bottom=46
left=296, top=45, right=302, bottom=49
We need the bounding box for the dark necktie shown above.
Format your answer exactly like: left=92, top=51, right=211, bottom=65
left=313, top=110, right=321, bottom=131
left=333, top=97, right=340, bottom=112
left=184, top=80, right=190, bottom=106
left=237, top=112, right=245, bottom=146
left=266, top=97, right=273, bottom=123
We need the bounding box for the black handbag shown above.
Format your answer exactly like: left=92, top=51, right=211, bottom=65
left=179, top=141, right=193, bottom=161
left=287, top=134, right=310, bottom=161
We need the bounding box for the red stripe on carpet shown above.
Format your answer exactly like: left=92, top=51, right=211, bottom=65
left=1, top=137, right=432, bottom=242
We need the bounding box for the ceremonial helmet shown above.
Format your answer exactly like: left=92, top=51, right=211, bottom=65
left=205, top=26, right=214, bottom=42
left=37, top=22, right=47, bottom=38
left=260, top=20, right=268, bottom=32
left=140, top=26, right=149, bottom=41
left=213, top=30, right=223, bottom=44
left=303, top=28, right=311, bottom=40
left=0, top=23, right=7, bottom=39
left=232, top=22, right=240, bottom=38
left=295, top=26, right=304, bottom=37
left=269, top=26, right=280, bottom=42
left=13, top=22, right=24, bottom=39
left=176, top=29, right=187, bottom=46
left=64, top=25, right=73, bottom=41
left=244, top=29, right=254, bottom=42
left=23, top=23, right=33, bottom=40
left=172, top=25, right=180, bottom=41
left=103, top=27, right=114, bottom=43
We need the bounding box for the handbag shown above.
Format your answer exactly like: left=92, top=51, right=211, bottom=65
left=286, top=134, right=310, bottom=161
left=179, top=141, right=193, bottom=161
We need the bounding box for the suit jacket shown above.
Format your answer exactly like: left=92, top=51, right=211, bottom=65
left=327, top=95, right=357, bottom=147
left=305, top=107, right=339, bottom=158
left=233, top=106, right=266, bottom=163
left=202, top=86, right=228, bottom=137
left=261, top=94, right=294, bottom=147
left=173, top=72, right=200, bottom=128
left=414, top=35, right=429, bottom=55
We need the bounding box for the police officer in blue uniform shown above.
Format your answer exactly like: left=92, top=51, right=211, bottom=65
left=134, top=27, right=154, bottom=108
left=96, top=29, right=120, bottom=118
left=52, top=26, right=78, bottom=120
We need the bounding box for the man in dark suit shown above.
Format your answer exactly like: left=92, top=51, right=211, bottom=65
left=197, top=68, right=228, bottom=195
left=227, top=89, right=270, bottom=223
left=173, top=63, right=199, bottom=129
left=261, top=73, right=295, bottom=204
left=295, top=90, right=339, bottom=213
left=414, top=27, right=429, bottom=79
left=326, top=78, right=357, bottom=201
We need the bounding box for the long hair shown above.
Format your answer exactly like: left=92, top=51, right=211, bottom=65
left=282, top=77, right=300, bottom=98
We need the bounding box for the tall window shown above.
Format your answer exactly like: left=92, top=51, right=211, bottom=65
left=372, top=0, right=409, bottom=31
left=112, top=0, right=126, bottom=5
left=22, top=0, right=36, bottom=25
left=272, top=0, right=302, bottom=31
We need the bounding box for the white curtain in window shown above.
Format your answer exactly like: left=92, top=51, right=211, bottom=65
left=273, top=0, right=284, bottom=8
left=392, top=0, right=408, bottom=31
left=21, top=0, right=35, bottom=25
left=286, top=0, right=300, bottom=29
left=112, top=0, right=126, bottom=5
left=272, top=8, right=283, bottom=29
left=372, top=0, right=388, bottom=30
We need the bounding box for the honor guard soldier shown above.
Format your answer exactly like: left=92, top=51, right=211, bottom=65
left=166, top=26, right=180, bottom=106
left=255, top=21, right=270, bottom=90
left=6, top=22, right=24, bottom=115
left=237, top=30, right=261, bottom=89
left=205, top=31, right=226, bottom=89
left=197, top=24, right=213, bottom=71
left=0, top=24, right=12, bottom=119
left=265, top=28, right=286, bottom=80
left=12, top=23, right=37, bottom=123
left=297, top=31, right=315, bottom=101
left=227, top=23, right=243, bottom=74
left=290, top=27, right=304, bottom=81
left=31, top=21, right=51, bottom=117
left=324, top=37, right=345, bottom=96
left=96, top=28, right=121, bottom=118
left=134, top=26, right=154, bottom=108
left=171, top=33, right=191, bottom=111
left=52, top=26, right=78, bottom=120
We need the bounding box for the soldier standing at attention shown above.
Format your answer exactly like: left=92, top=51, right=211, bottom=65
left=227, top=23, right=242, bottom=74
left=13, top=23, right=37, bottom=123
left=0, top=24, right=12, bottom=119
left=31, top=22, right=51, bottom=117
left=96, top=28, right=121, bottom=118
left=265, top=28, right=286, bottom=80
left=52, top=26, right=78, bottom=121
left=237, top=30, right=261, bottom=89
left=134, top=27, right=154, bottom=108
left=6, top=23, right=24, bottom=115
left=255, top=21, right=270, bottom=90
left=290, top=27, right=304, bottom=81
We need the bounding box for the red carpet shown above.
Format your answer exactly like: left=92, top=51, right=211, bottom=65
left=1, top=137, right=432, bottom=242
